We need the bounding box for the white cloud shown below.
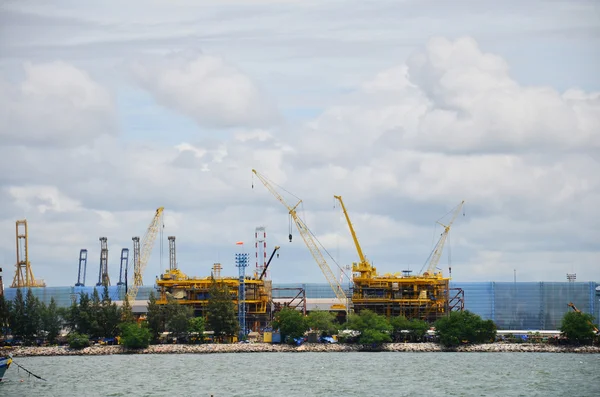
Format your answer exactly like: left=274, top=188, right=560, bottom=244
left=130, top=50, right=278, bottom=128
left=0, top=1, right=598, bottom=287
left=0, top=61, right=116, bottom=147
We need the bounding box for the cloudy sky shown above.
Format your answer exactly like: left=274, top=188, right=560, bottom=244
left=1, top=0, right=599, bottom=287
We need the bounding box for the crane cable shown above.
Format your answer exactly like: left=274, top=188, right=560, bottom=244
left=12, top=359, right=47, bottom=381
left=253, top=170, right=349, bottom=283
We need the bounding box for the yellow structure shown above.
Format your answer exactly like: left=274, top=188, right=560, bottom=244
left=155, top=264, right=273, bottom=331
left=252, top=169, right=349, bottom=313
left=11, top=220, right=46, bottom=288
left=127, top=207, right=164, bottom=302
left=335, top=196, right=463, bottom=323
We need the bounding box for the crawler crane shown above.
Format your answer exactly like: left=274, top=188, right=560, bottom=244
left=420, top=200, right=465, bottom=278
left=126, top=207, right=164, bottom=302
left=252, top=169, right=349, bottom=312
left=334, top=195, right=377, bottom=280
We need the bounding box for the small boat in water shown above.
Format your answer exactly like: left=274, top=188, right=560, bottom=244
left=0, top=354, right=13, bottom=381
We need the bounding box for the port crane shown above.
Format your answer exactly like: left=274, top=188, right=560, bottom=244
left=252, top=169, right=348, bottom=311
left=334, top=195, right=377, bottom=280
left=75, top=249, right=88, bottom=286
left=420, top=200, right=465, bottom=278
left=126, top=207, right=164, bottom=302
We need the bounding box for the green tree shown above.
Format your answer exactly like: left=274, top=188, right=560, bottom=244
left=120, top=296, right=135, bottom=325
left=390, top=316, right=430, bottom=342
left=409, top=319, right=430, bottom=342
left=273, top=307, right=308, bottom=344
left=146, top=291, right=164, bottom=343
left=120, top=323, right=151, bottom=349
left=164, top=297, right=193, bottom=340
left=100, top=285, right=121, bottom=338
left=434, top=310, right=497, bottom=348
left=207, top=281, right=238, bottom=341
left=68, top=332, right=90, bottom=349
left=0, top=295, right=11, bottom=337
left=10, top=288, right=26, bottom=341
left=560, top=311, right=598, bottom=345
left=42, top=297, right=62, bottom=344
left=90, top=288, right=102, bottom=338
left=24, top=288, right=42, bottom=344
left=188, top=316, right=206, bottom=344
left=306, top=310, right=338, bottom=336
left=346, top=310, right=392, bottom=346
left=76, top=292, right=94, bottom=336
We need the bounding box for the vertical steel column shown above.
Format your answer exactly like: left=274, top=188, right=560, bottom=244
left=76, top=249, right=88, bottom=286
left=236, top=252, right=249, bottom=338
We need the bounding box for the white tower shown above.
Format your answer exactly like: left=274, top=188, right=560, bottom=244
left=255, top=226, right=267, bottom=279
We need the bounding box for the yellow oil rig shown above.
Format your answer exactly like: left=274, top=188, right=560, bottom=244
left=252, top=168, right=465, bottom=323
left=154, top=235, right=278, bottom=331
left=335, top=195, right=465, bottom=322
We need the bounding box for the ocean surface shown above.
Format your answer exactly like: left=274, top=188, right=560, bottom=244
left=1, top=352, right=599, bottom=397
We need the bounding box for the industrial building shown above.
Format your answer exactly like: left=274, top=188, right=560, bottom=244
left=2, top=282, right=598, bottom=331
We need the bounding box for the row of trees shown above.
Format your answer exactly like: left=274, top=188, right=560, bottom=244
left=273, top=307, right=598, bottom=347
left=0, top=281, right=241, bottom=349
left=2, top=285, right=597, bottom=349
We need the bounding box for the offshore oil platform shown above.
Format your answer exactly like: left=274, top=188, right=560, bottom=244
left=1, top=169, right=473, bottom=333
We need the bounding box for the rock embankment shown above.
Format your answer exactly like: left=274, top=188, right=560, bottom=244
left=3, top=343, right=599, bottom=357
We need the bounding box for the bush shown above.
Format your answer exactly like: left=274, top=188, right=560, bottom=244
left=120, top=323, right=151, bottom=349
left=560, top=311, right=597, bottom=345
left=434, top=311, right=497, bottom=348
left=68, top=332, right=90, bottom=349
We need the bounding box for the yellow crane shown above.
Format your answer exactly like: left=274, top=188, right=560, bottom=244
left=568, top=302, right=599, bottom=333
left=333, top=195, right=377, bottom=279
left=126, top=207, right=164, bottom=302
left=421, top=200, right=465, bottom=278
left=252, top=169, right=348, bottom=311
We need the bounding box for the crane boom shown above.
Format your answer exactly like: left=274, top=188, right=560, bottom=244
left=126, top=207, right=164, bottom=301
left=253, top=169, right=348, bottom=309
left=423, top=200, right=464, bottom=277
left=259, top=246, right=280, bottom=280
left=334, top=195, right=376, bottom=279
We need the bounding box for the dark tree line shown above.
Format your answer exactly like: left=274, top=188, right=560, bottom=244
left=0, top=280, right=240, bottom=348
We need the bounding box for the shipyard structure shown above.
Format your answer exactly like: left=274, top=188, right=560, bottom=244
left=2, top=169, right=599, bottom=333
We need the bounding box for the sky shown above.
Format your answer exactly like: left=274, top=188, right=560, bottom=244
left=0, top=0, right=599, bottom=287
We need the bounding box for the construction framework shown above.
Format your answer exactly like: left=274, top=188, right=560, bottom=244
left=11, top=220, right=45, bottom=288
left=156, top=263, right=273, bottom=331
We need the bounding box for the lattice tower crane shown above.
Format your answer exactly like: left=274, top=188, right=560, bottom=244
left=420, top=200, right=465, bottom=278
left=126, top=207, right=164, bottom=302
left=252, top=169, right=348, bottom=311
left=334, top=195, right=377, bottom=280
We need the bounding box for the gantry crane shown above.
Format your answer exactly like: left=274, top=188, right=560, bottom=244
left=117, top=248, right=129, bottom=286
left=11, top=220, right=46, bottom=288
left=334, top=195, right=377, bottom=280
left=252, top=169, right=348, bottom=311
left=97, top=237, right=110, bottom=287
left=420, top=200, right=465, bottom=278
left=75, top=249, right=88, bottom=287
left=126, top=207, right=164, bottom=302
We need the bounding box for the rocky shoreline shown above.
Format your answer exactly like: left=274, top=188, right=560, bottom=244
left=3, top=342, right=599, bottom=357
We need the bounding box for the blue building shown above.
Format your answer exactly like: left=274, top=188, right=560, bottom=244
left=3, top=281, right=599, bottom=331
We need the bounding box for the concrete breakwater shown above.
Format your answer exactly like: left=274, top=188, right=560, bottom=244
left=4, top=343, right=599, bottom=357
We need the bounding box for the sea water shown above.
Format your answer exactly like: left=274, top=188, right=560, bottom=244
left=1, top=352, right=599, bottom=396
